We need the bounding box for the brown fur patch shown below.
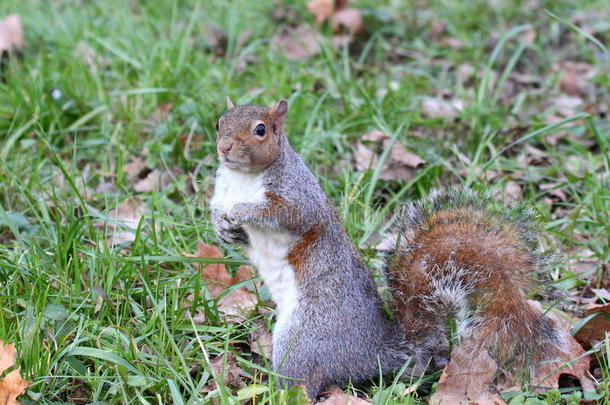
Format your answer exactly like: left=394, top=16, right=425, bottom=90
left=216, top=105, right=282, bottom=172
left=389, top=209, right=555, bottom=361
left=263, top=192, right=290, bottom=214
left=287, top=225, right=323, bottom=280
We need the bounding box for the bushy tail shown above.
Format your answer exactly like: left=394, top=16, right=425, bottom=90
left=381, top=188, right=565, bottom=371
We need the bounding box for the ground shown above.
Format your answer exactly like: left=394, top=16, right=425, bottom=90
left=0, top=0, right=608, bottom=404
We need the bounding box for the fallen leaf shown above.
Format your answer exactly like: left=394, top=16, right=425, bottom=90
left=105, top=196, right=145, bottom=246
left=432, top=302, right=596, bottom=404
left=123, top=157, right=148, bottom=184
left=186, top=241, right=231, bottom=298
left=185, top=242, right=258, bottom=322
left=217, top=288, right=258, bottom=322
left=568, top=250, right=600, bottom=275
left=95, top=181, right=117, bottom=194
left=457, top=167, right=500, bottom=181
left=591, top=288, right=610, bottom=302
left=0, top=14, right=25, bottom=55
left=271, top=24, right=320, bottom=61
left=133, top=167, right=183, bottom=193
left=316, top=386, right=372, bottom=404
left=557, top=61, right=594, bottom=97
left=201, top=353, right=246, bottom=393
left=456, top=63, right=475, bottom=82
left=390, top=142, right=426, bottom=168
left=330, top=7, right=363, bottom=36
left=553, top=95, right=583, bottom=118
left=502, top=180, right=522, bottom=202
left=429, top=338, right=505, bottom=405
left=249, top=321, right=273, bottom=359
left=361, top=129, right=387, bottom=142
left=0, top=340, right=30, bottom=405
left=307, top=0, right=334, bottom=25
left=421, top=96, right=465, bottom=118
left=539, top=183, right=568, bottom=203
left=353, top=130, right=425, bottom=182
left=527, top=301, right=596, bottom=393
left=574, top=303, right=610, bottom=350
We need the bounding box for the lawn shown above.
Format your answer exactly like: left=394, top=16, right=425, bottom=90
left=0, top=0, right=608, bottom=403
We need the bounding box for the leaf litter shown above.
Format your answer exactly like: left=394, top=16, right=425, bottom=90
left=201, top=352, right=248, bottom=394
left=316, top=386, right=372, bottom=404
left=271, top=24, right=320, bottom=61
left=0, top=14, right=25, bottom=55
left=101, top=196, right=145, bottom=247
left=431, top=300, right=596, bottom=405
left=0, top=341, right=30, bottom=405
left=353, top=130, right=425, bottom=182
left=185, top=241, right=258, bottom=323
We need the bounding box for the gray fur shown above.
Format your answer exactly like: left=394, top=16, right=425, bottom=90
left=215, top=132, right=416, bottom=398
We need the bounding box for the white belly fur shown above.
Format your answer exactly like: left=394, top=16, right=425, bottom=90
left=211, top=166, right=299, bottom=338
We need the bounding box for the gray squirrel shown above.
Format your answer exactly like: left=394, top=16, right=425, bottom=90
left=209, top=98, right=566, bottom=398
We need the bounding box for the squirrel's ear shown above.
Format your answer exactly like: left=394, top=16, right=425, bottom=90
left=226, top=96, right=236, bottom=110
left=269, top=99, right=288, bottom=128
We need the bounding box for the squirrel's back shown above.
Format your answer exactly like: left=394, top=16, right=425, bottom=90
left=383, top=188, right=564, bottom=369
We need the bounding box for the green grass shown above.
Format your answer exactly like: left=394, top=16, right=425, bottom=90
left=0, top=0, right=609, bottom=403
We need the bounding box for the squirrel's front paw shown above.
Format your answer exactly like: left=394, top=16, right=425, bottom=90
left=214, top=213, right=249, bottom=245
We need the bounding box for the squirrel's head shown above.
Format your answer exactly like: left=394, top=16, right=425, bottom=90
left=215, top=97, right=288, bottom=172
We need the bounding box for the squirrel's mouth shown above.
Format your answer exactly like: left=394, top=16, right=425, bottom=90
left=221, top=156, right=246, bottom=168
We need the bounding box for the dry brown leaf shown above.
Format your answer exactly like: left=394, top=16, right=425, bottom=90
left=503, top=181, right=522, bottom=202
left=0, top=341, right=30, bottom=405
left=539, top=183, right=568, bottom=203
left=361, top=129, right=386, bottom=142
left=557, top=61, right=594, bottom=97
left=105, top=196, right=145, bottom=246
left=574, top=303, right=610, bottom=350
left=432, top=301, right=596, bottom=404
left=330, top=8, right=363, bottom=36
left=0, top=14, right=25, bottom=54
left=249, top=322, right=273, bottom=359
left=568, top=249, right=600, bottom=276
left=123, top=157, right=148, bottom=184
left=527, top=301, right=596, bottom=392
left=307, top=0, right=334, bottom=25
left=201, top=353, right=246, bottom=393
left=421, top=96, right=465, bottom=118
left=591, top=288, right=610, bottom=302
left=429, top=339, right=505, bottom=405
left=134, top=170, right=163, bottom=193
left=271, top=24, right=320, bottom=61
left=353, top=130, right=425, bottom=182
left=553, top=95, right=583, bottom=118
left=217, top=288, right=258, bottom=322
left=186, top=241, right=231, bottom=297
left=390, top=142, right=426, bottom=168
left=457, top=167, right=500, bottom=181
left=316, top=386, right=372, bottom=404
left=186, top=242, right=258, bottom=321
left=133, top=167, right=183, bottom=193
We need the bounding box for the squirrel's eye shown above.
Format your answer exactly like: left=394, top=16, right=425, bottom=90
left=215, top=121, right=219, bottom=131
left=254, top=123, right=266, bottom=137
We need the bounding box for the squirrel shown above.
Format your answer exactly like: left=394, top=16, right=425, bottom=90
left=209, top=98, right=566, bottom=398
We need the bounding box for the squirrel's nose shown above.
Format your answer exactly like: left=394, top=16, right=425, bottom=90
left=220, top=143, right=233, bottom=154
